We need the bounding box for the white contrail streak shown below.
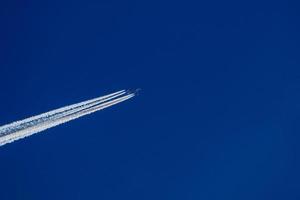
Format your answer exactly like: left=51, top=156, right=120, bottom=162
left=0, top=90, right=135, bottom=146
left=0, top=90, right=126, bottom=130
left=0, top=90, right=128, bottom=136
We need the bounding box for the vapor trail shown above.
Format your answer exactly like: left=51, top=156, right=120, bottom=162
left=0, top=90, right=126, bottom=130
left=0, top=90, right=135, bottom=146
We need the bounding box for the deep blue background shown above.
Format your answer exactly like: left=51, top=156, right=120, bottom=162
left=0, top=0, right=299, bottom=199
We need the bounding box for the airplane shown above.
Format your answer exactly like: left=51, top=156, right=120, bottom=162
left=126, top=88, right=141, bottom=96
left=134, top=88, right=141, bottom=95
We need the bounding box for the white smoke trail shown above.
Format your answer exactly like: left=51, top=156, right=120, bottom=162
left=0, top=90, right=128, bottom=136
left=0, top=91, right=135, bottom=146
left=0, top=90, right=126, bottom=131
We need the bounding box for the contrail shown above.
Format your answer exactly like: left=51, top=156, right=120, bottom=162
left=0, top=90, right=135, bottom=146
left=0, top=90, right=126, bottom=130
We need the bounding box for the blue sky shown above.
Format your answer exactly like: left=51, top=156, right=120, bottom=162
left=0, top=0, right=299, bottom=199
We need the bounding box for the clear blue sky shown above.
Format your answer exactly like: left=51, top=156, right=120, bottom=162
left=0, top=0, right=299, bottom=199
